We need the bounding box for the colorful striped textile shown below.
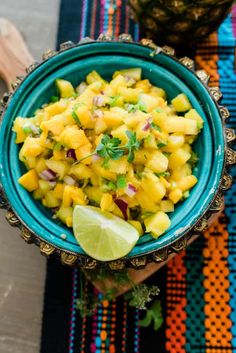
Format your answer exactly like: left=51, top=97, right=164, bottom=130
left=40, top=2, right=236, bottom=352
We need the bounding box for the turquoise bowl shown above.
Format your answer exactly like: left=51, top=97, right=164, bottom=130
left=0, top=38, right=231, bottom=269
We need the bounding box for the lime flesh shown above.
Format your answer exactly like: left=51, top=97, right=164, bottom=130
left=73, top=205, right=139, bottom=261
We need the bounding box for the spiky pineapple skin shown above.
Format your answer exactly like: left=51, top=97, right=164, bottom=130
left=128, top=0, right=234, bottom=46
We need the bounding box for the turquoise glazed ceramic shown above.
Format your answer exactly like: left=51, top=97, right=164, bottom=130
left=0, top=37, right=233, bottom=269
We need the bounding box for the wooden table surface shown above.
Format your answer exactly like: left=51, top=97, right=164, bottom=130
left=0, top=1, right=59, bottom=352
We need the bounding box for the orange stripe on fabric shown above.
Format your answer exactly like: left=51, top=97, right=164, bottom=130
left=196, top=31, right=233, bottom=352
left=115, top=0, right=121, bottom=38
left=90, top=0, right=97, bottom=38
left=166, top=251, right=187, bottom=353
left=108, top=0, right=114, bottom=36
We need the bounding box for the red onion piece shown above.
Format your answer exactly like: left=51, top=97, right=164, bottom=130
left=93, top=95, right=105, bottom=107
left=142, top=117, right=152, bottom=131
left=92, top=153, right=100, bottom=162
left=76, top=82, right=87, bottom=95
left=125, top=184, right=137, bottom=198
left=114, top=198, right=128, bottom=220
left=63, top=175, right=76, bottom=185
left=66, top=149, right=76, bottom=160
left=39, top=169, right=57, bottom=181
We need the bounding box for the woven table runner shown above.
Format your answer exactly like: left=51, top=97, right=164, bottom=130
left=40, top=2, right=236, bottom=352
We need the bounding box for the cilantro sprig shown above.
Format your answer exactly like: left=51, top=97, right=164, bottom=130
left=74, top=131, right=141, bottom=167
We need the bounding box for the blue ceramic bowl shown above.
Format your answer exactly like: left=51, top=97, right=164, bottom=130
left=0, top=38, right=230, bottom=269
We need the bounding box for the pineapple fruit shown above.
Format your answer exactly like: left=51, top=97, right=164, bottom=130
left=128, top=0, right=234, bottom=46
left=14, top=68, right=203, bottom=240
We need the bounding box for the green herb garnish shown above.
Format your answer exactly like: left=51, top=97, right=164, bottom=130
left=23, top=125, right=32, bottom=134
left=150, top=122, right=161, bottom=131
left=124, top=283, right=160, bottom=310
left=155, top=108, right=164, bottom=113
left=155, top=172, right=170, bottom=177
left=157, top=141, right=167, bottom=148
left=127, top=103, right=147, bottom=113
left=139, top=300, right=163, bottom=331
left=125, top=130, right=141, bottom=163
left=53, top=142, right=62, bottom=151
left=117, top=175, right=127, bottom=189
left=96, top=135, right=124, bottom=168
left=72, top=110, right=81, bottom=126
left=50, top=95, right=59, bottom=102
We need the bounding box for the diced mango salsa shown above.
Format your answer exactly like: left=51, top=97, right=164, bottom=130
left=14, top=68, right=203, bottom=239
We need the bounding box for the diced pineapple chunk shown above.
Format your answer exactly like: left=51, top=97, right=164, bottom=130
left=108, top=157, right=129, bottom=174
left=111, top=125, right=129, bottom=145
left=144, top=211, right=171, bottom=238
left=135, top=79, right=152, bottom=93
left=160, top=200, right=174, bottom=213
left=165, top=134, right=185, bottom=152
left=110, top=75, right=127, bottom=92
left=102, top=111, right=123, bottom=128
left=75, top=143, right=92, bottom=165
left=35, top=158, right=47, bottom=173
left=86, top=71, right=106, bottom=86
left=171, top=164, right=192, bottom=181
left=117, top=87, right=140, bottom=103
left=184, top=119, right=198, bottom=135
left=171, top=93, right=192, bottom=112
left=41, top=115, right=65, bottom=135
left=62, top=185, right=87, bottom=207
left=38, top=179, right=51, bottom=194
left=52, top=183, right=65, bottom=199
left=100, top=193, right=115, bottom=212
left=59, top=126, right=89, bottom=149
left=74, top=104, right=94, bottom=128
left=56, top=79, right=75, bottom=98
left=46, top=159, right=70, bottom=179
left=84, top=186, right=103, bottom=205
left=113, top=68, right=141, bottom=81
left=70, top=164, right=93, bottom=179
left=144, top=135, right=157, bottom=150
left=185, top=109, right=204, bottom=128
left=94, top=119, right=107, bottom=134
left=141, top=173, right=166, bottom=203
left=149, top=86, right=166, bottom=99
left=169, top=188, right=183, bottom=203
left=53, top=149, right=65, bottom=161
left=168, top=148, right=191, bottom=169
left=177, top=175, right=197, bottom=192
left=128, top=220, right=143, bottom=235
left=57, top=206, right=73, bottom=226
left=43, top=191, right=60, bottom=208
left=139, top=93, right=164, bottom=112
left=146, top=151, right=169, bottom=173
left=161, top=117, right=186, bottom=133
left=44, top=100, right=68, bottom=115
left=19, top=137, right=43, bottom=158
left=18, top=169, right=39, bottom=192
left=12, top=117, right=27, bottom=143
left=91, top=161, right=116, bottom=181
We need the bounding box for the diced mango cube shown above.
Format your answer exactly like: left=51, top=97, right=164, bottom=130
left=43, top=191, right=60, bottom=208
left=75, top=143, right=92, bottom=165
left=46, top=159, right=70, bottom=179
left=12, top=117, right=28, bottom=143
left=100, top=193, right=115, bottom=212
left=160, top=200, right=174, bottom=213
left=57, top=206, right=73, bottom=226
left=168, top=148, right=191, bottom=169
left=59, top=127, right=89, bottom=149
left=19, top=137, right=43, bottom=158
left=146, top=151, right=169, bottom=173
left=18, top=169, right=39, bottom=192
left=56, top=79, right=75, bottom=98
left=52, top=183, right=65, bottom=199
left=128, top=220, right=143, bottom=236
left=169, top=188, right=183, bottom=203
left=144, top=211, right=171, bottom=238
left=177, top=175, right=198, bottom=192
left=171, top=93, right=192, bottom=112
left=74, top=104, right=94, bottom=128
left=44, top=100, right=68, bottom=115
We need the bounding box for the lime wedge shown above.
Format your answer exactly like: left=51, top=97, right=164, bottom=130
left=73, top=205, right=139, bottom=261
